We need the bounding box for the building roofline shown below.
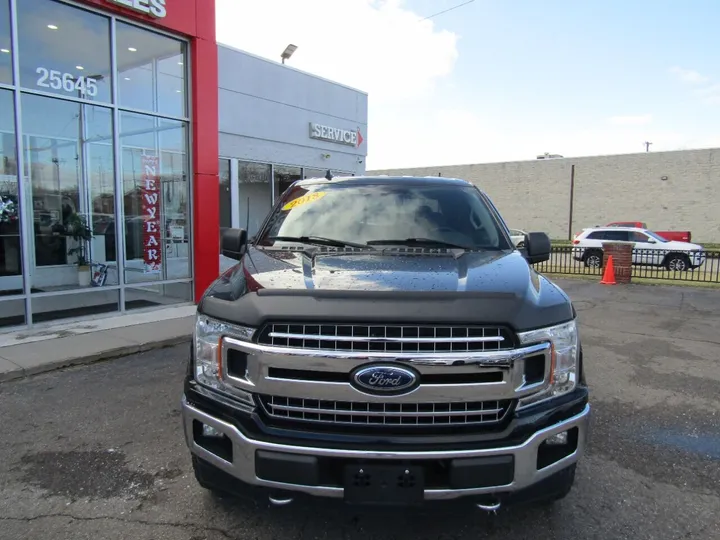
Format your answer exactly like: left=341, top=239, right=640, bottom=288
left=367, top=145, right=720, bottom=172
left=217, top=42, right=369, bottom=96
left=296, top=175, right=473, bottom=187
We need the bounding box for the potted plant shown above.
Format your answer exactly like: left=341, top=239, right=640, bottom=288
left=64, top=212, right=95, bottom=287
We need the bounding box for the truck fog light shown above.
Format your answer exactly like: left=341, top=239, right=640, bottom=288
left=202, top=424, right=225, bottom=438
left=546, top=431, right=568, bottom=445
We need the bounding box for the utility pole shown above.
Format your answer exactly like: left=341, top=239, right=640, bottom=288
left=644, top=141, right=653, bottom=152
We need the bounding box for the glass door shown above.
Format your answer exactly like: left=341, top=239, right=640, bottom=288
left=21, top=93, right=116, bottom=292
left=0, top=89, right=23, bottom=295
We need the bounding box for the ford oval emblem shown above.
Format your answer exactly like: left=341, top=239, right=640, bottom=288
left=351, top=365, right=419, bottom=395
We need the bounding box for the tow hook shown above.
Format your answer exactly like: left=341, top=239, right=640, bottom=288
left=268, top=492, right=294, bottom=506
left=476, top=497, right=502, bottom=513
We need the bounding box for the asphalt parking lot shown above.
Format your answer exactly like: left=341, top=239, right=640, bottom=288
left=1, top=278, right=719, bottom=540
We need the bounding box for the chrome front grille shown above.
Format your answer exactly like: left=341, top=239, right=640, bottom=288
left=258, top=395, right=512, bottom=427
left=256, top=323, right=514, bottom=353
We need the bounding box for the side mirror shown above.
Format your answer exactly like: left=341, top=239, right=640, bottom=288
left=524, top=232, right=551, bottom=264
left=646, top=237, right=656, bottom=243
left=221, top=228, right=248, bottom=260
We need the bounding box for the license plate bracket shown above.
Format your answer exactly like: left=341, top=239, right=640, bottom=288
left=343, top=464, right=425, bottom=505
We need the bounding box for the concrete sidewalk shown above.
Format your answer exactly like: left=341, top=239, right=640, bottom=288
left=0, top=304, right=196, bottom=382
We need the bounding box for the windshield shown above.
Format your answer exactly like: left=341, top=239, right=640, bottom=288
left=644, top=230, right=669, bottom=243
left=255, top=182, right=511, bottom=250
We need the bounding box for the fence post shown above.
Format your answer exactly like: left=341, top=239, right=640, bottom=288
left=568, top=164, right=575, bottom=241
left=602, top=242, right=632, bottom=283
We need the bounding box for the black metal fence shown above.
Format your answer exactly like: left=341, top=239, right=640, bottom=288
left=537, top=246, right=720, bottom=284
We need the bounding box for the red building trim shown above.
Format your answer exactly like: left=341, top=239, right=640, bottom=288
left=75, top=0, right=220, bottom=303
left=190, top=0, right=220, bottom=302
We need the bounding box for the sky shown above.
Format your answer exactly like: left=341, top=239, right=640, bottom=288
left=215, top=0, right=720, bottom=170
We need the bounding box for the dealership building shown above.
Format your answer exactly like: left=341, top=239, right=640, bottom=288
left=0, top=0, right=368, bottom=329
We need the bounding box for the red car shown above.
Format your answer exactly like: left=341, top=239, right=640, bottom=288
left=605, top=222, right=692, bottom=243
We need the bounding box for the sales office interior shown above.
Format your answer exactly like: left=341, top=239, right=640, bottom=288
left=0, top=0, right=194, bottom=328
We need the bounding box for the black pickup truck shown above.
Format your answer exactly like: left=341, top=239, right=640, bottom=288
left=182, top=175, right=590, bottom=511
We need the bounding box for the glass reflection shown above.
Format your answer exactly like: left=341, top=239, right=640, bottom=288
left=258, top=183, right=508, bottom=250
left=219, top=159, right=231, bottom=229
left=21, top=93, right=117, bottom=291
left=274, top=165, right=301, bottom=201
left=0, top=89, right=23, bottom=297
left=0, top=0, right=12, bottom=84
left=17, top=0, right=112, bottom=102
left=120, top=112, right=189, bottom=283
left=117, top=22, right=187, bottom=117
left=238, top=161, right=271, bottom=237
left=303, top=168, right=327, bottom=180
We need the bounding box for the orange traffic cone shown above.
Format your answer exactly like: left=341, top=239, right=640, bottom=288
left=600, top=255, right=616, bottom=285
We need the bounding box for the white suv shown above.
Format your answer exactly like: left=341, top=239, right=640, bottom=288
left=573, top=227, right=705, bottom=271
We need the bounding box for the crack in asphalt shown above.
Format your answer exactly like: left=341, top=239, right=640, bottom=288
left=0, top=513, right=236, bottom=539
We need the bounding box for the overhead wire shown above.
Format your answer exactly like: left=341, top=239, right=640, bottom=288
left=420, top=0, right=475, bottom=21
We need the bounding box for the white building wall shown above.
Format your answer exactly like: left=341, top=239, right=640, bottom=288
left=369, top=148, right=720, bottom=243
left=217, top=45, right=368, bottom=175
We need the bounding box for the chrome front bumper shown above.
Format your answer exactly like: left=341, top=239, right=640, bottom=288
left=182, top=396, right=591, bottom=501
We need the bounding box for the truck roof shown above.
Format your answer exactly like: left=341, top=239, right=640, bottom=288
left=296, top=175, right=474, bottom=188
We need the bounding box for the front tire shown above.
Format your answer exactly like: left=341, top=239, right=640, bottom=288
left=192, top=456, right=236, bottom=499
left=583, top=250, right=603, bottom=268
left=536, top=464, right=576, bottom=506
left=665, top=253, right=690, bottom=272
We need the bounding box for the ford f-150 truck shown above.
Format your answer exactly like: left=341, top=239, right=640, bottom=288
left=182, top=175, right=590, bottom=512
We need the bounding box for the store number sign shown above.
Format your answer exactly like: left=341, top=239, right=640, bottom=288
left=36, top=68, right=99, bottom=97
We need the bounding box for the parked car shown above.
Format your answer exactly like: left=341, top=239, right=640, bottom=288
left=605, top=221, right=692, bottom=243
left=573, top=226, right=705, bottom=271
left=508, top=228, right=528, bottom=248
left=183, top=175, right=590, bottom=512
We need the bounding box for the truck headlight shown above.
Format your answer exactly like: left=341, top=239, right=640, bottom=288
left=516, top=319, right=579, bottom=409
left=194, top=315, right=254, bottom=403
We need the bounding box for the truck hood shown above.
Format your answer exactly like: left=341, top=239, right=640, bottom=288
left=239, top=246, right=535, bottom=293
left=199, top=246, right=575, bottom=331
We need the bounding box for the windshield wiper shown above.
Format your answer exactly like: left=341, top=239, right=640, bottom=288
left=269, top=235, right=370, bottom=249
left=367, top=238, right=474, bottom=250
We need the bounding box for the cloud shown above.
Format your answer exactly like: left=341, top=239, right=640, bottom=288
left=215, top=0, right=459, bottom=105
left=607, top=114, right=653, bottom=126
left=213, top=2, right=715, bottom=170
left=692, top=83, right=720, bottom=105
left=669, top=66, right=709, bottom=84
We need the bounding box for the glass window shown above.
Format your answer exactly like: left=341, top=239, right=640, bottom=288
left=126, top=282, right=192, bottom=310
left=302, top=168, right=327, bottom=180
left=219, top=159, right=231, bottom=230
left=238, top=161, right=271, bottom=237
left=117, top=22, right=187, bottom=118
left=120, top=112, right=190, bottom=283
left=256, top=183, right=510, bottom=250
left=274, top=165, right=301, bottom=201
left=0, top=0, right=12, bottom=84
left=17, top=0, right=112, bottom=103
left=604, top=230, right=630, bottom=242
left=1, top=89, right=24, bottom=304
left=21, top=93, right=117, bottom=291
left=31, top=288, right=119, bottom=323
left=0, top=298, right=25, bottom=328
left=630, top=231, right=649, bottom=243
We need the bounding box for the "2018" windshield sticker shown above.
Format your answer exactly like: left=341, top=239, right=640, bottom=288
left=282, top=192, right=327, bottom=211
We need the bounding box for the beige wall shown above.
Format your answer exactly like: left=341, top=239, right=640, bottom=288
left=368, top=147, right=720, bottom=243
